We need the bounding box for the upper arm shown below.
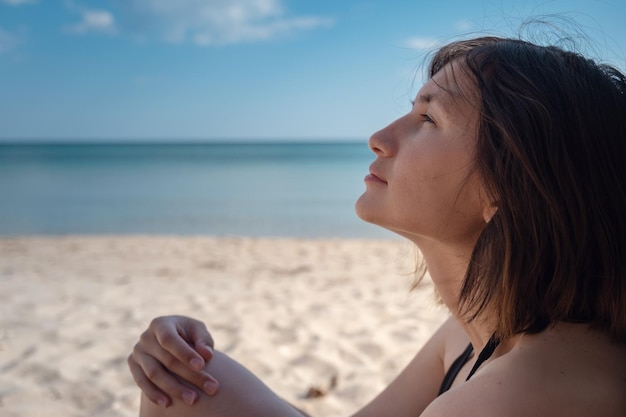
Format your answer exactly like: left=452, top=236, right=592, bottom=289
left=351, top=315, right=460, bottom=417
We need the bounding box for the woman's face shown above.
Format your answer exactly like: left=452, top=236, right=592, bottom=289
left=355, top=63, right=491, bottom=246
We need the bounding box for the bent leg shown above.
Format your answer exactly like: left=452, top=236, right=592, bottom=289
left=139, top=350, right=305, bottom=417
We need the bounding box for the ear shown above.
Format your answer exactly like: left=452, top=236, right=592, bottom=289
left=483, top=204, right=498, bottom=223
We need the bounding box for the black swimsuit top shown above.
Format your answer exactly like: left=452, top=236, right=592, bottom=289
left=438, top=334, right=500, bottom=396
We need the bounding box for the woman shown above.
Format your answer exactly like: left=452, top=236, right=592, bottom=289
left=127, top=36, right=626, bottom=416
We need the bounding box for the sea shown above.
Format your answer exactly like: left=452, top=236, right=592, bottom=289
left=0, top=142, right=395, bottom=239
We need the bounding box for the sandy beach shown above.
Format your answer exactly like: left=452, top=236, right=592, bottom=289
left=0, top=236, right=449, bottom=417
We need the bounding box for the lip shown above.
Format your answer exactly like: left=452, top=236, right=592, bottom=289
left=365, top=165, right=387, bottom=184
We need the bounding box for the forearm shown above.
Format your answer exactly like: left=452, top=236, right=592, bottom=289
left=140, top=350, right=307, bottom=417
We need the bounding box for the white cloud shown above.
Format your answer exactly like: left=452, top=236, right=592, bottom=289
left=404, top=37, right=440, bottom=51
left=192, top=15, right=333, bottom=46
left=0, top=0, right=37, bottom=5
left=455, top=19, right=473, bottom=32
left=113, top=0, right=333, bottom=46
left=66, top=9, right=116, bottom=34
left=0, top=27, right=19, bottom=53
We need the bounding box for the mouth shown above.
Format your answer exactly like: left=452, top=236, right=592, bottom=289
left=365, top=165, right=387, bottom=184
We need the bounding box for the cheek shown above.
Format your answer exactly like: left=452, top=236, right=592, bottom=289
left=392, top=152, right=448, bottom=203
left=391, top=155, right=484, bottom=235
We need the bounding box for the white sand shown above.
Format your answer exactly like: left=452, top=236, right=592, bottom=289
left=0, top=236, right=449, bottom=417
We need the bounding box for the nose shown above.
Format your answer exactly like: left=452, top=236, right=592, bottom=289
left=368, top=120, right=398, bottom=157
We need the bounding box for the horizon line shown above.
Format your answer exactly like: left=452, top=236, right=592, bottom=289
left=0, top=137, right=369, bottom=145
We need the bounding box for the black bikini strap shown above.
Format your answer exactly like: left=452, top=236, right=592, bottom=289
left=466, top=333, right=500, bottom=381
left=438, top=342, right=474, bottom=395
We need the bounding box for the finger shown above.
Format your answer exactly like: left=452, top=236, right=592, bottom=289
left=151, top=317, right=209, bottom=372
left=194, top=341, right=214, bottom=363
left=132, top=346, right=201, bottom=406
left=143, top=316, right=219, bottom=395
left=178, top=318, right=215, bottom=364
left=153, top=347, right=220, bottom=396
left=128, top=354, right=171, bottom=408
left=135, top=335, right=219, bottom=397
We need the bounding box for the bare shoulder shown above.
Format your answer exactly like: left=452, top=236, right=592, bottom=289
left=418, top=377, right=511, bottom=417
left=418, top=365, right=550, bottom=417
left=420, top=324, right=626, bottom=417
left=350, top=315, right=468, bottom=417
left=419, top=314, right=472, bottom=375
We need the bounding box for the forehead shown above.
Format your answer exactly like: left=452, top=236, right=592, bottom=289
left=416, top=63, right=476, bottom=117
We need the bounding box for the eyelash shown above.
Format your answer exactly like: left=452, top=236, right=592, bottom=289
left=410, top=100, right=434, bottom=124
left=421, top=114, right=434, bottom=123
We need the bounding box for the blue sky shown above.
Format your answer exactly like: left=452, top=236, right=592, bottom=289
left=1, top=0, right=625, bottom=142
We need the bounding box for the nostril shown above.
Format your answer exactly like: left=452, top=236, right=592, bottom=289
left=368, top=123, right=397, bottom=157
left=369, top=133, right=391, bottom=157
left=368, top=131, right=386, bottom=155
left=370, top=143, right=384, bottom=155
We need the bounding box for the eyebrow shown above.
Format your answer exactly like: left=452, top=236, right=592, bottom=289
left=415, top=91, right=453, bottom=116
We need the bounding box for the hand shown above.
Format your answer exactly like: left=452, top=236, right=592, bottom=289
left=140, top=350, right=309, bottom=417
left=128, top=315, right=220, bottom=407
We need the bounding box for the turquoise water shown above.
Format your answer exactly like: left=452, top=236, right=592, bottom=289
left=0, top=142, right=394, bottom=238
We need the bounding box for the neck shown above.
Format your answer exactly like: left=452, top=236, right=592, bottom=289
left=412, top=235, right=496, bottom=350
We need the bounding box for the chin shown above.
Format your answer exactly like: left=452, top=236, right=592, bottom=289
left=355, top=196, right=395, bottom=233
left=354, top=194, right=376, bottom=224
left=355, top=200, right=420, bottom=241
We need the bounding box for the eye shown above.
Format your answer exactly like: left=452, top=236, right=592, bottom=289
left=421, top=113, right=435, bottom=123
left=410, top=100, right=436, bottom=125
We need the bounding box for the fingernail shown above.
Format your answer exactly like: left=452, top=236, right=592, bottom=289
left=190, top=357, right=204, bottom=370
left=157, top=397, right=168, bottom=408
left=182, top=391, right=197, bottom=405
left=204, top=379, right=219, bottom=395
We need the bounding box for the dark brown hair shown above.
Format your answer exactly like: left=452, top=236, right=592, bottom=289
left=429, top=37, right=626, bottom=342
